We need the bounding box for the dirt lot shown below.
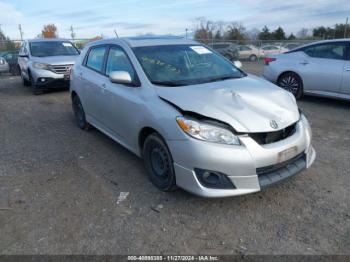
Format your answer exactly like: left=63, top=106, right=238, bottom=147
left=0, top=63, right=349, bottom=255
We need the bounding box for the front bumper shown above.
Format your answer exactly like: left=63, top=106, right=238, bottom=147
left=168, top=115, right=316, bottom=198
left=31, top=68, right=70, bottom=88
left=0, top=64, right=10, bottom=73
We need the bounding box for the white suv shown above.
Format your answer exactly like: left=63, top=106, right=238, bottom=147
left=18, top=39, right=80, bottom=95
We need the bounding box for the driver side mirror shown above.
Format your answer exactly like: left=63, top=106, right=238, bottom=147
left=109, top=71, right=133, bottom=85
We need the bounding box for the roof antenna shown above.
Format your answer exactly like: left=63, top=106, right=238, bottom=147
left=114, top=29, right=119, bottom=38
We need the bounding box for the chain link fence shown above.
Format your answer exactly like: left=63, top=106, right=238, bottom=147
left=196, top=39, right=317, bottom=63
left=0, top=37, right=320, bottom=76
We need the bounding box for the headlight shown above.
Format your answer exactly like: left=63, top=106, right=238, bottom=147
left=0, top=58, right=5, bottom=65
left=176, top=116, right=240, bottom=145
left=33, top=62, right=50, bottom=70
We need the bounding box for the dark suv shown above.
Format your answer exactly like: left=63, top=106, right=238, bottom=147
left=2, top=51, right=20, bottom=75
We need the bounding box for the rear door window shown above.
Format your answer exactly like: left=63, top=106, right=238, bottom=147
left=303, top=43, right=347, bottom=60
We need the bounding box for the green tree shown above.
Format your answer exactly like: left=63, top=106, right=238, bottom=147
left=258, top=26, right=272, bottom=40
left=214, top=30, right=222, bottom=40
left=273, top=26, right=286, bottom=40
left=0, top=29, right=16, bottom=52
left=287, top=33, right=296, bottom=40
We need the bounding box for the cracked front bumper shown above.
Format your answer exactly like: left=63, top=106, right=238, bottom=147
left=167, top=115, right=316, bottom=198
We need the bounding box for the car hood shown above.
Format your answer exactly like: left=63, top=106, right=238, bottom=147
left=32, top=55, right=79, bottom=65
left=155, top=75, right=299, bottom=133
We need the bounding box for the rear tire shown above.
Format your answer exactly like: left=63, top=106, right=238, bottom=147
left=72, top=95, right=91, bottom=130
left=277, top=72, right=303, bottom=99
left=249, top=54, right=258, bottom=62
left=10, top=65, right=20, bottom=76
left=143, top=133, right=177, bottom=192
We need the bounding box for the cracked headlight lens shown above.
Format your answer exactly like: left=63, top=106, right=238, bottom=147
left=176, top=116, right=240, bottom=145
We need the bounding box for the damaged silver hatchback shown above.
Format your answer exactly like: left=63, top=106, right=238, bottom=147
left=70, top=37, right=316, bottom=198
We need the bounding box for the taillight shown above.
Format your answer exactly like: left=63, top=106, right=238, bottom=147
left=264, top=57, right=276, bottom=65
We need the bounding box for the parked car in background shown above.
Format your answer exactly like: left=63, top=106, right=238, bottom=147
left=238, top=45, right=261, bottom=61
left=70, top=37, right=315, bottom=198
left=208, top=42, right=240, bottom=61
left=260, top=45, right=288, bottom=57
left=0, top=56, right=10, bottom=74
left=283, top=43, right=301, bottom=51
left=263, top=39, right=350, bottom=100
left=18, top=39, right=80, bottom=95
left=2, top=51, right=20, bottom=75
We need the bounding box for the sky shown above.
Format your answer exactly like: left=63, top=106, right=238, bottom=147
left=0, top=0, right=349, bottom=40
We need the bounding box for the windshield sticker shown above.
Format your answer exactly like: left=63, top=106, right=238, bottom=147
left=62, top=42, right=73, bottom=47
left=190, top=46, right=212, bottom=55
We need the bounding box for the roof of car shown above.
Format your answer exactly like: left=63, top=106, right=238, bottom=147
left=27, top=38, right=72, bottom=43
left=85, top=36, right=199, bottom=48
left=290, top=38, right=350, bottom=50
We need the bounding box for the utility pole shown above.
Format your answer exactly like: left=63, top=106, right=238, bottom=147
left=18, top=24, right=23, bottom=41
left=70, top=25, right=75, bottom=40
left=185, top=28, right=188, bottom=39
left=345, top=17, right=349, bottom=38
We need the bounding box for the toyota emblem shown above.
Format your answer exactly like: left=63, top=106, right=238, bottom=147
left=270, top=120, right=278, bottom=129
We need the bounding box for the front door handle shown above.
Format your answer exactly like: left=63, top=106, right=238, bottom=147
left=345, top=68, right=350, bottom=72
left=300, top=60, right=309, bottom=65
left=102, top=83, right=106, bottom=89
left=78, top=72, right=83, bottom=80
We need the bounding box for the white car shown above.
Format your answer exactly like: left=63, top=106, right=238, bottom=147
left=260, top=45, right=288, bottom=57
left=0, top=56, right=9, bottom=74
left=238, top=45, right=261, bottom=61
left=263, top=39, right=350, bottom=99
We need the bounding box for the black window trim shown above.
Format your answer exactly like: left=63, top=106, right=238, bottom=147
left=84, top=44, right=141, bottom=87
left=84, top=44, right=109, bottom=75
left=104, top=44, right=141, bottom=87
left=290, top=41, right=349, bottom=61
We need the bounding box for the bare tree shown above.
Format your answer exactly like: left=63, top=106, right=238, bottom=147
left=193, top=17, right=216, bottom=40
left=224, top=22, right=246, bottom=41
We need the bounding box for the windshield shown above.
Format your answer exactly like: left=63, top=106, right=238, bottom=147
left=30, top=41, right=79, bottom=57
left=133, top=45, right=246, bottom=86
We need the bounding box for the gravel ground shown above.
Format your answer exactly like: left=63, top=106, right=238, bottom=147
left=0, top=64, right=349, bottom=255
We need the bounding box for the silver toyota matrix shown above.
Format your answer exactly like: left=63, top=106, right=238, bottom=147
left=70, top=37, right=316, bottom=198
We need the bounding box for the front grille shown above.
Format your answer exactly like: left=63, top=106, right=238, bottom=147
left=249, top=122, right=297, bottom=145
left=49, top=64, right=73, bottom=75
left=257, top=153, right=306, bottom=189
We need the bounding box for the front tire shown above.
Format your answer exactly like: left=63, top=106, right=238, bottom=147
left=143, top=133, right=177, bottom=192
left=277, top=72, right=303, bottom=99
left=21, top=72, right=31, bottom=86
left=72, top=95, right=91, bottom=130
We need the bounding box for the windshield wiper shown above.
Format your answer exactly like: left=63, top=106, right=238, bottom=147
left=206, top=75, right=241, bottom=83
left=152, top=81, right=184, bottom=87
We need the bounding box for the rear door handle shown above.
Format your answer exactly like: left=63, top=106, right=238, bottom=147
left=345, top=68, right=350, bottom=72
left=78, top=72, right=83, bottom=79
